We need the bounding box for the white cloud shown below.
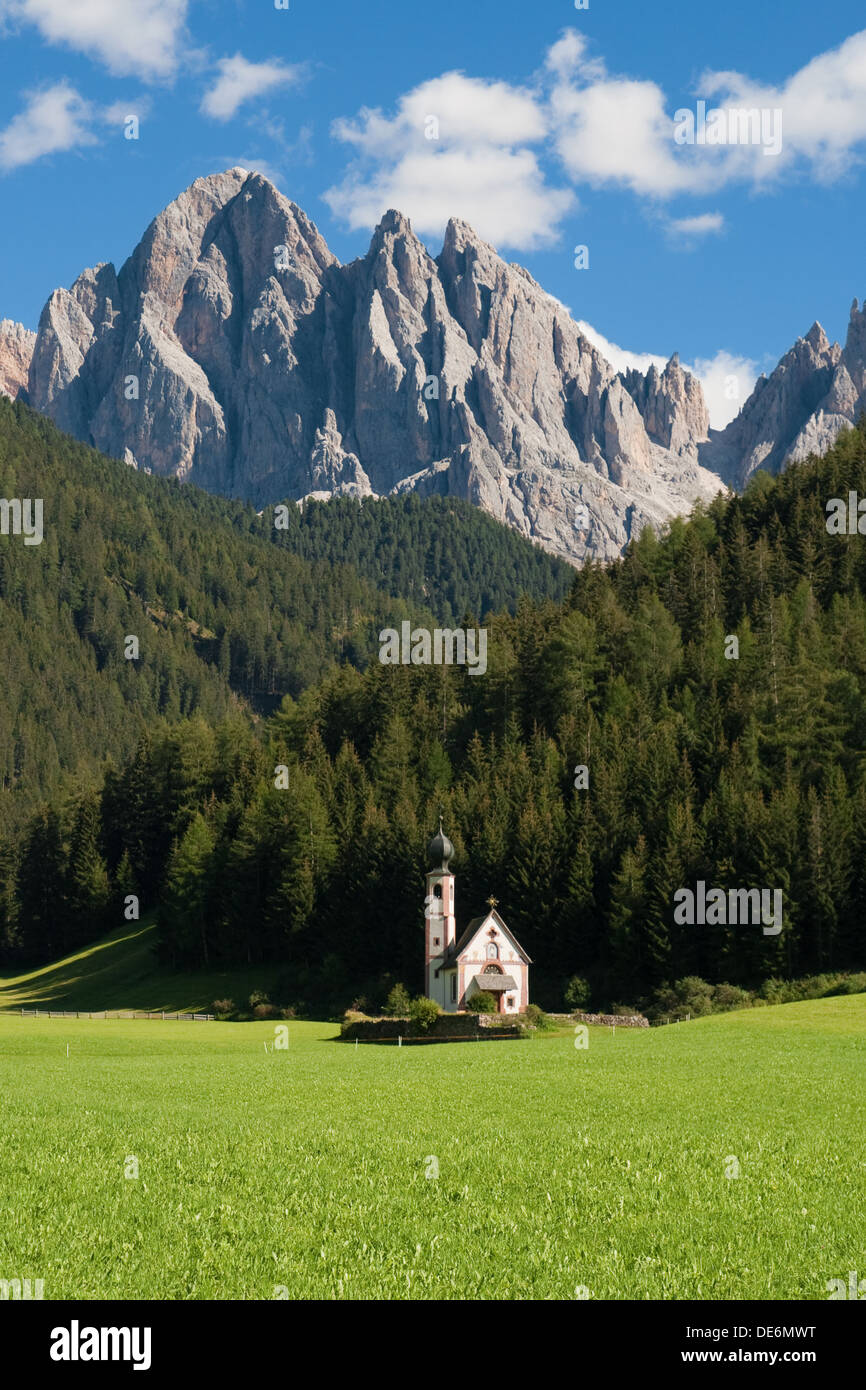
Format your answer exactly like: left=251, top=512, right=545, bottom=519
left=546, top=31, right=605, bottom=85
left=0, top=81, right=96, bottom=172
left=550, top=57, right=690, bottom=197
left=690, top=350, right=759, bottom=430
left=102, top=97, right=154, bottom=127
left=0, top=0, right=190, bottom=81
left=201, top=54, right=305, bottom=122
left=325, top=71, right=575, bottom=251
left=576, top=321, right=667, bottom=378
left=698, top=30, right=866, bottom=180
left=577, top=320, right=757, bottom=429
left=664, top=212, right=725, bottom=246
left=547, top=26, right=866, bottom=198
left=325, top=29, right=866, bottom=250
left=0, top=84, right=161, bottom=172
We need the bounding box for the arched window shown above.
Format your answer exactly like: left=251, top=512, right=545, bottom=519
left=482, top=963, right=503, bottom=975
left=486, top=942, right=499, bottom=960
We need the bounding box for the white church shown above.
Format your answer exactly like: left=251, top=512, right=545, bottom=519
left=424, top=821, right=531, bottom=1014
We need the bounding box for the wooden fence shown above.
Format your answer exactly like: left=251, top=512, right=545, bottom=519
left=18, top=1009, right=213, bottom=1021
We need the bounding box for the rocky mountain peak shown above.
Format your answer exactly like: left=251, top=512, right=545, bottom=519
left=804, top=320, right=829, bottom=351
left=842, top=297, right=866, bottom=368
left=19, top=168, right=725, bottom=564
left=0, top=320, right=36, bottom=400
left=621, top=349, right=709, bottom=457
left=698, top=288, right=866, bottom=491
left=372, top=208, right=415, bottom=240
left=699, top=318, right=843, bottom=487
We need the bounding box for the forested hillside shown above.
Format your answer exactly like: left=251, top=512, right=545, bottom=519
left=0, top=400, right=569, bottom=830
left=273, top=494, right=574, bottom=623
left=4, top=416, right=866, bottom=1011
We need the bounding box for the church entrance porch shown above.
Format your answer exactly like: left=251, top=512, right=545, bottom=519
left=477, top=966, right=518, bottom=1013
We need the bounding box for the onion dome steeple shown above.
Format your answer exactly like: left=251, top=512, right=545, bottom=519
left=427, top=817, right=454, bottom=871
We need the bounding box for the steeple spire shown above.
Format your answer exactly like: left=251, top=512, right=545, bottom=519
left=427, top=819, right=454, bottom=871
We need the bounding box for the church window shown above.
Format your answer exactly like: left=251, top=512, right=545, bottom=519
left=450, top=976, right=457, bottom=1002
left=433, top=937, right=440, bottom=947
left=486, top=942, right=499, bottom=960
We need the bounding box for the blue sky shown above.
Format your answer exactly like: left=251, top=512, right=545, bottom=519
left=1, top=0, right=865, bottom=425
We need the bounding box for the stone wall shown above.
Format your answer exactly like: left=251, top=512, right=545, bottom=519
left=570, top=1010, right=649, bottom=1029
left=340, top=1012, right=522, bottom=1042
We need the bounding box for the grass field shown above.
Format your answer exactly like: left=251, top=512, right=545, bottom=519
left=1, top=995, right=864, bottom=1300
left=0, top=921, right=281, bottom=1015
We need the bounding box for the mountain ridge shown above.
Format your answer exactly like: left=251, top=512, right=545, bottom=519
left=3, top=169, right=724, bottom=565
left=4, top=168, right=866, bottom=563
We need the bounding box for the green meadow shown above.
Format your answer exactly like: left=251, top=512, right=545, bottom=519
left=0, top=920, right=278, bottom=1016
left=0, top=995, right=864, bottom=1300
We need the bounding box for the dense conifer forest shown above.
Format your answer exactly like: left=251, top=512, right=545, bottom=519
left=3, top=399, right=866, bottom=1013
left=272, top=492, right=574, bottom=623
left=0, top=399, right=568, bottom=831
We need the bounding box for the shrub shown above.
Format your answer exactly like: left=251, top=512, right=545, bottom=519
left=253, top=1003, right=278, bottom=1020
left=384, top=983, right=412, bottom=1017
left=248, top=989, right=271, bottom=1011
left=758, top=976, right=789, bottom=1006
left=712, top=983, right=753, bottom=1013
left=564, top=975, right=591, bottom=1011
left=409, top=996, right=441, bottom=1031
left=676, top=977, right=715, bottom=1016
left=648, top=970, right=866, bottom=1024
left=212, top=998, right=235, bottom=1019
left=523, top=1003, right=555, bottom=1031
left=466, top=990, right=497, bottom=1014
left=280, top=1005, right=297, bottom=1020
left=758, top=974, right=853, bottom=1006
left=649, top=977, right=715, bottom=1021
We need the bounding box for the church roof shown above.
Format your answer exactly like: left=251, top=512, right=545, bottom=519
left=444, top=909, right=532, bottom=964
left=474, top=973, right=518, bottom=992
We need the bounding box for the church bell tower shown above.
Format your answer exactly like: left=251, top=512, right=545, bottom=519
left=425, top=819, right=456, bottom=1005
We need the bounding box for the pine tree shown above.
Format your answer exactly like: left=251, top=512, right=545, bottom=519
left=160, top=814, right=216, bottom=967
left=65, top=790, right=111, bottom=951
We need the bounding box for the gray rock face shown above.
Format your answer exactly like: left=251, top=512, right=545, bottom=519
left=25, top=169, right=724, bottom=563
left=622, top=353, right=710, bottom=456
left=0, top=320, right=36, bottom=400
left=699, top=314, right=866, bottom=489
